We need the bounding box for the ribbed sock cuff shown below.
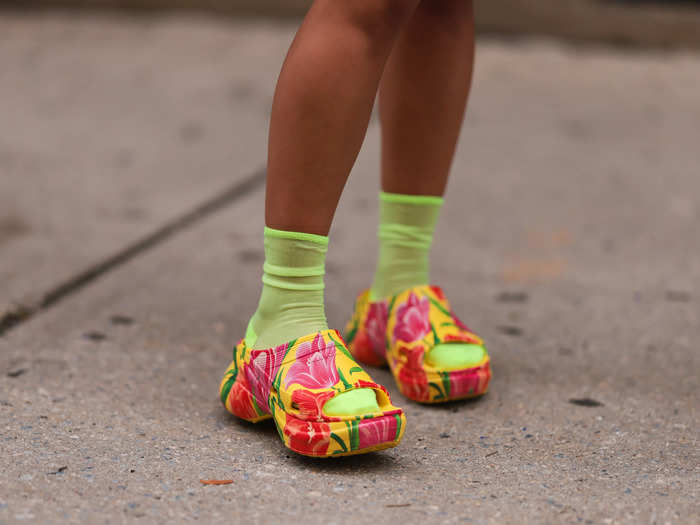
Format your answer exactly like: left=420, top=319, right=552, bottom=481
left=261, top=226, right=328, bottom=291
left=264, top=226, right=329, bottom=246
left=379, top=191, right=444, bottom=207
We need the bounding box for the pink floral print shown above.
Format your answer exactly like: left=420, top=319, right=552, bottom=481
left=345, top=285, right=491, bottom=404
left=284, top=333, right=340, bottom=389
left=449, top=364, right=490, bottom=398
left=365, top=301, right=388, bottom=357
left=245, top=343, right=287, bottom=412
left=358, top=414, right=399, bottom=449
left=392, top=292, right=430, bottom=343
left=220, top=329, right=406, bottom=457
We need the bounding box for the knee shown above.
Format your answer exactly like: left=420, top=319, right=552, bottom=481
left=337, top=0, right=419, bottom=42
left=417, top=0, right=473, bottom=35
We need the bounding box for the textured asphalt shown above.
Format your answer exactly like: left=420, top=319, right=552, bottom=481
left=1, top=11, right=698, bottom=525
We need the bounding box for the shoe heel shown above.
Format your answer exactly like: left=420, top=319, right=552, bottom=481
left=219, top=360, right=272, bottom=423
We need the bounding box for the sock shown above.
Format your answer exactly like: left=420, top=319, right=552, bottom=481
left=370, top=191, right=443, bottom=301
left=247, top=227, right=378, bottom=415
left=247, top=227, right=329, bottom=351
left=369, top=192, right=485, bottom=370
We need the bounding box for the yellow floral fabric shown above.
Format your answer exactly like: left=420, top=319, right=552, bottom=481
left=345, top=285, right=491, bottom=403
left=219, top=329, right=406, bottom=457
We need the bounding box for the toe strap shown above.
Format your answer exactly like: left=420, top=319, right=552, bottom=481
left=287, top=380, right=398, bottom=422
left=267, top=330, right=400, bottom=422
left=387, top=285, right=484, bottom=359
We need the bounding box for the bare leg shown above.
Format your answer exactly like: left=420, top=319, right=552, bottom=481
left=244, top=0, right=421, bottom=420
left=369, top=1, right=484, bottom=372
left=379, top=0, right=475, bottom=196
left=266, top=0, right=420, bottom=235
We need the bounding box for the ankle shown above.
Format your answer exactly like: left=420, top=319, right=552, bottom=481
left=247, top=227, right=330, bottom=350
left=369, top=191, right=443, bottom=301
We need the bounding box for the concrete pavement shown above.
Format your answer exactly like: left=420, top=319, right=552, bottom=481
left=1, top=11, right=698, bottom=525
left=0, top=13, right=288, bottom=316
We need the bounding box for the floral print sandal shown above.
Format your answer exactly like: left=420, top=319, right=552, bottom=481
left=219, top=329, right=406, bottom=457
left=345, top=285, right=491, bottom=403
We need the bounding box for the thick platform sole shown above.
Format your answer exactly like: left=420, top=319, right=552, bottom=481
left=392, top=361, right=492, bottom=404
left=281, top=411, right=406, bottom=458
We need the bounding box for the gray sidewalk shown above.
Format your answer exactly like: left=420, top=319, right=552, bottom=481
left=1, top=12, right=699, bottom=525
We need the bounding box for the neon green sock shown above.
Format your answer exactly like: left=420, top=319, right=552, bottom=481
left=247, top=227, right=378, bottom=415
left=247, top=227, right=329, bottom=350
left=370, top=192, right=484, bottom=370
left=370, top=191, right=443, bottom=300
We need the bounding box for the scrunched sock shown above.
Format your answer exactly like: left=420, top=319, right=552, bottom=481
left=369, top=191, right=442, bottom=300
left=246, top=227, right=378, bottom=415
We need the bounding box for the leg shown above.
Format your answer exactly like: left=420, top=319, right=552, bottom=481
left=371, top=0, right=475, bottom=299
left=224, top=0, right=421, bottom=436
left=256, top=0, right=420, bottom=347
left=266, top=0, right=421, bottom=235
left=352, top=0, right=489, bottom=389
left=379, top=0, right=475, bottom=196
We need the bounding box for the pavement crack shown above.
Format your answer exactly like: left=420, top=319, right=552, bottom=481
left=0, top=167, right=266, bottom=338
left=0, top=304, right=33, bottom=335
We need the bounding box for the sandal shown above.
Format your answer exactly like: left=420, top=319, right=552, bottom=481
left=219, top=329, right=406, bottom=457
left=345, top=285, right=491, bottom=403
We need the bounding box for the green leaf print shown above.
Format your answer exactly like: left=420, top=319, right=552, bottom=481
left=350, top=420, right=360, bottom=451
left=219, top=349, right=240, bottom=404
left=427, top=296, right=451, bottom=317
left=327, top=331, right=355, bottom=362
left=220, top=373, right=236, bottom=405
left=430, top=322, right=440, bottom=344
left=330, top=432, right=348, bottom=453
left=387, top=295, right=398, bottom=316
left=394, top=414, right=403, bottom=440
left=252, top=397, right=265, bottom=418
left=345, top=320, right=358, bottom=344
left=273, top=366, right=283, bottom=395
left=344, top=420, right=360, bottom=451
left=271, top=405, right=284, bottom=441
left=428, top=382, right=445, bottom=400
left=337, top=367, right=352, bottom=390
left=439, top=371, right=451, bottom=398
